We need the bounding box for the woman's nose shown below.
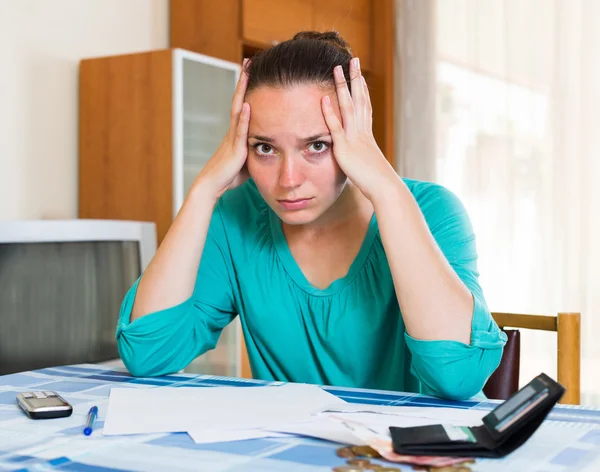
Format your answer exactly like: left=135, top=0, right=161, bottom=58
left=278, top=156, right=305, bottom=189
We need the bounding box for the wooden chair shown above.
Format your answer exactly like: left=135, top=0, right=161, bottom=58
left=484, top=312, right=581, bottom=405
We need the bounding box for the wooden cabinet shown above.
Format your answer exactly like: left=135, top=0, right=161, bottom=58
left=79, top=50, right=174, bottom=244
left=242, top=0, right=371, bottom=68
left=79, top=49, right=240, bottom=244
left=313, top=0, right=371, bottom=70
left=242, top=0, right=313, bottom=46
left=170, top=0, right=242, bottom=63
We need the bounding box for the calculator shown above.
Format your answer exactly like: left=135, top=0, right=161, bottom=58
left=16, top=391, right=73, bottom=419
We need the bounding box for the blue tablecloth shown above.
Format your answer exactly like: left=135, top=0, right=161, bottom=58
left=1, top=364, right=599, bottom=471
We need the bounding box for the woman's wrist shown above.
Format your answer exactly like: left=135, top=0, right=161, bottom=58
left=370, top=173, right=408, bottom=210
left=188, top=176, right=222, bottom=209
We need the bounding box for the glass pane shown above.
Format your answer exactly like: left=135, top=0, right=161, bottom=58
left=181, top=56, right=240, bottom=377
left=0, top=241, right=140, bottom=375
left=182, top=58, right=238, bottom=197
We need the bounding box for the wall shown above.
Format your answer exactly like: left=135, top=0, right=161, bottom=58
left=0, top=0, right=168, bottom=220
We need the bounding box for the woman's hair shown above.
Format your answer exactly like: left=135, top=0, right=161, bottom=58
left=246, top=31, right=354, bottom=94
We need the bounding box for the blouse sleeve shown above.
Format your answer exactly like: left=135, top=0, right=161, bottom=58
left=404, top=183, right=507, bottom=400
left=116, top=205, right=237, bottom=377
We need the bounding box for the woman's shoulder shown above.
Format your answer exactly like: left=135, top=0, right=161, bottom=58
left=401, top=178, right=473, bottom=237
left=402, top=178, right=467, bottom=215
left=218, top=179, right=266, bottom=215
left=213, top=179, right=271, bottom=244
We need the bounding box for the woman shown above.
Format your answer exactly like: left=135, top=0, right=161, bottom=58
left=116, top=32, right=506, bottom=400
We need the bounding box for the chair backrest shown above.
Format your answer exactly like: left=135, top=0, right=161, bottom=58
left=484, top=312, right=581, bottom=405
left=483, top=329, right=521, bottom=400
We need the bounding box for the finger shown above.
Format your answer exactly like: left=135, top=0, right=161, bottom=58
left=350, top=58, right=365, bottom=130
left=234, top=102, right=251, bottom=155
left=230, top=59, right=251, bottom=133
left=362, top=76, right=373, bottom=134
left=321, top=95, right=344, bottom=141
left=333, top=65, right=355, bottom=132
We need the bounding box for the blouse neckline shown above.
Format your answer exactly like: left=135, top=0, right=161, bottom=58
left=268, top=208, right=379, bottom=297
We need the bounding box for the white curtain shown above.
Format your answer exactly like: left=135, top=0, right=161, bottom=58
left=396, top=0, right=600, bottom=405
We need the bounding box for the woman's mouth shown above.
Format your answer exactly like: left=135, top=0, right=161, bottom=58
left=277, top=198, right=314, bottom=210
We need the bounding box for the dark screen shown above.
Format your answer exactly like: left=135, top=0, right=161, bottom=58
left=0, top=240, right=140, bottom=374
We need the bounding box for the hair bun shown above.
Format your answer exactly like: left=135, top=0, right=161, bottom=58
left=292, top=31, right=352, bottom=57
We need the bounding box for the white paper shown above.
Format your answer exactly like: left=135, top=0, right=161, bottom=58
left=103, top=383, right=346, bottom=436
left=318, top=403, right=487, bottom=426
left=269, top=417, right=365, bottom=446
left=267, top=405, right=487, bottom=445
left=187, top=429, right=291, bottom=444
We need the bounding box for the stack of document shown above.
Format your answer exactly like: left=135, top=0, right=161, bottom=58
left=103, top=384, right=487, bottom=445
left=103, top=384, right=345, bottom=443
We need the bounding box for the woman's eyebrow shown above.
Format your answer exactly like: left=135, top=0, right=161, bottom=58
left=248, top=134, right=331, bottom=143
left=300, top=134, right=331, bottom=143
left=248, top=135, right=275, bottom=142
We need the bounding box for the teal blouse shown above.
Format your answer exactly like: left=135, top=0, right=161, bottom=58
left=116, top=179, right=506, bottom=400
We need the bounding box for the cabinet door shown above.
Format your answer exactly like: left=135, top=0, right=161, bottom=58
left=242, top=0, right=313, bottom=46
left=174, top=50, right=239, bottom=209
left=313, top=0, right=372, bottom=70
left=173, top=50, right=243, bottom=377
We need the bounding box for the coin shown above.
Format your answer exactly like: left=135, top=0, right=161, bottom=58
left=336, top=446, right=356, bottom=458
left=347, top=459, right=372, bottom=467
left=351, top=445, right=382, bottom=458
left=332, top=467, right=365, bottom=472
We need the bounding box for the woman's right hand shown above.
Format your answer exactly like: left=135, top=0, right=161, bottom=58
left=194, top=59, right=252, bottom=199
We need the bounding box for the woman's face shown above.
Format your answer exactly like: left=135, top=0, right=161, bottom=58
left=245, top=84, right=347, bottom=226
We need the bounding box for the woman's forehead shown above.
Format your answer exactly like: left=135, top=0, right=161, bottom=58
left=246, top=84, right=328, bottom=109
left=246, top=84, right=338, bottom=134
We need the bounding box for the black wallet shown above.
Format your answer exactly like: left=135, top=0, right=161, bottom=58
left=390, top=373, right=565, bottom=458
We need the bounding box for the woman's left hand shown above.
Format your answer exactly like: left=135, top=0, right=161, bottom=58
left=321, top=58, right=398, bottom=203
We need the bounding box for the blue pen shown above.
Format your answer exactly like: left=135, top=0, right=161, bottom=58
left=83, top=406, right=98, bottom=436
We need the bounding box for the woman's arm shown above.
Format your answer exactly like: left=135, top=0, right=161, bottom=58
left=371, top=181, right=473, bottom=344
left=130, top=61, right=251, bottom=321
left=322, top=58, right=505, bottom=399
left=117, top=63, right=253, bottom=376
left=372, top=181, right=505, bottom=399
left=130, top=184, right=218, bottom=321
left=321, top=59, right=477, bottom=344
left=117, top=203, right=239, bottom=377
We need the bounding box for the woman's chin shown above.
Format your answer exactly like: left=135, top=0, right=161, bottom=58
left=276, top=209, right=318, bottom=226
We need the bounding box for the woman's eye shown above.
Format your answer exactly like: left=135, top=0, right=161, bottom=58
left=308, top=141, right=329, bottom=154
left=255, top=144, right=275, bottom=156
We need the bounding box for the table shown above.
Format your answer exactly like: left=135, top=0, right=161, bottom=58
left=1, top=364, right=600, bottom=471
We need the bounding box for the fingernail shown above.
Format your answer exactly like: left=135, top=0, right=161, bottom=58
left=335, top=65, right=342, bottom=76
left=354, top=57, right=360, bottom=70
left=323, top=95, right=331, bottom=106
left=243, top=58, right=248, bottom=66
